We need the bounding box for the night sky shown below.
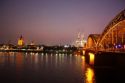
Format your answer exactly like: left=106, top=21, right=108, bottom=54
left=0, top=0, right=125, bottom=45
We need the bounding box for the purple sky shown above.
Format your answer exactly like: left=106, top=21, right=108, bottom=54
left=0, top=0, right=125, bottom=45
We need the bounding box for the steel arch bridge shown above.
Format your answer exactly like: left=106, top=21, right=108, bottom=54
left=87, top=9, right=125, bottom=51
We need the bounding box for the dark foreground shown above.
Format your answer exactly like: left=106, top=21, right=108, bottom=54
left=0, top=52, right=125, bottom=83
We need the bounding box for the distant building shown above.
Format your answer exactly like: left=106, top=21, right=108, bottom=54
left=74, top=32, right=86, bottom=48
left=18, top=35, right=24, bottom=46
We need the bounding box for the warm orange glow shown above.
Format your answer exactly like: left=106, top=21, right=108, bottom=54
left=18, top=39, right=24, bottom=46
left=82, top=56, right=85, bottom=59
left=89, top=53, right=95, bottom=65
left=87, top=37, right=93, bottom=48
left=86, top=67, right=95, bottom=83
left=82, top=50, right=85, bottom=55
left=81, top=56, right=85, bottom=73
left=16, top=53, right=23, bottom=69
left=18, top=36, right=24, bottom=46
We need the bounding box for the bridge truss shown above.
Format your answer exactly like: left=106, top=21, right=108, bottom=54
left=87, top=9, right=125, bottom=51
left=97, top=9, right=125, bottom=51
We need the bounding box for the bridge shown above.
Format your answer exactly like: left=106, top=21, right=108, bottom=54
left=86, top=9, right=125, bottom=52
left=84, top=9, right=125, bottom=66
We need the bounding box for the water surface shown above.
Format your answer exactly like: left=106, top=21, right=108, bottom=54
left=0, top=52, right=95, bottom=83
left=0, top=52, right=124, bottom=83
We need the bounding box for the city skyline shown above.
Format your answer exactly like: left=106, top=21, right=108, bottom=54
left=0, top=0, right=125, bottom=45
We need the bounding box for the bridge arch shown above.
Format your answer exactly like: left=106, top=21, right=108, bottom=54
left=97, top=9, right=125, bottom=50
left=86, top=34, right=100, bottom=49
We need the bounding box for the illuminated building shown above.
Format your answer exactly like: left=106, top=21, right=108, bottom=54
left=74, top=32, right=86, bottom=48
left=18, top=35, right=24, bottom=46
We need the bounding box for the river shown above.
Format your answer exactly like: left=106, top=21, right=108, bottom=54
left=0, top=52, right=124, bottom=83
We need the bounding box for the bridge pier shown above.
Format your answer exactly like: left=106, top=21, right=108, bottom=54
left=84, top=49, right=125, bottom=67
left=94, top=51, right=125, bottom=67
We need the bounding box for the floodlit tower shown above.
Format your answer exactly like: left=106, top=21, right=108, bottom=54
left=75, top=32, right=86, bottom=48
left=18, top=35, right=24, bottom=46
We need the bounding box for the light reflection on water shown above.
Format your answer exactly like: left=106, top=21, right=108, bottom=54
left=81, top=56, right=95, bottom=83
left=0, top=52, right=95, bottom=83
left=85, top=67, right=95, bottom=83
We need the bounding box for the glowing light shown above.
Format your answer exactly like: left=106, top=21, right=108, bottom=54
left=35, top=53, right=38, bottom=56
left=115, top=45, right=118, bottom=48
left=118, top=44, right=122, bottom=48
left=89, top=53, right=95, bottom=65
left=64, top=45, right=69, bottom=48
left=16, top=53, right=23, bottom=69
left=82, top=56, right=85, bottom=59
left=41, top=53, right=44, bottom=56
left=18, top=36, right=24, bottom=46
left=85, top=68, right=95, bottom=83
left=82, top=50, right=85, bottom=55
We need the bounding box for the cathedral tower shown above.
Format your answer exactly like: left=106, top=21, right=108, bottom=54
left=18, top=35, right=24, bottom=46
